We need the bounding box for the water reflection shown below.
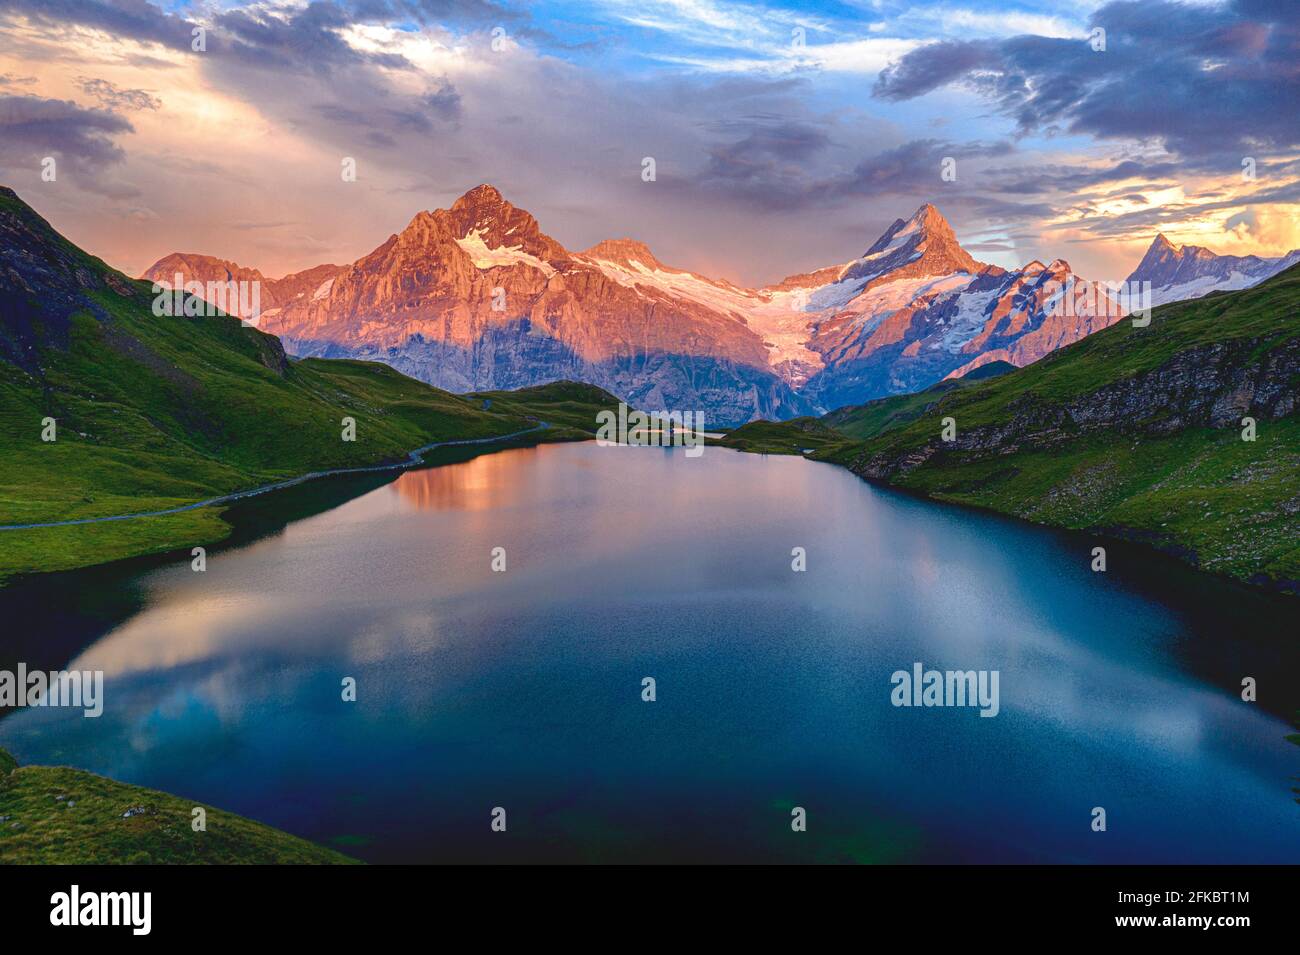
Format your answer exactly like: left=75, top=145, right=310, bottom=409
left=390, top=447, right=536, bottom=512
left=1, top=442, right=1297, bottom=863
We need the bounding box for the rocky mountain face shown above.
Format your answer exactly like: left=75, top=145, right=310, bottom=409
left=1127, top=233, right=1300, bottom=306
left=141, top=253, right=344, bottom=321
left=141, top=187, right=1134, bottom=423
left=852, top=333, right=1300, bottom=482
left=772, top=206, right=1126, bottom=409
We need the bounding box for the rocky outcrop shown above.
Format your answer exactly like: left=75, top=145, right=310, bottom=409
left=0, top=186, right=142, bottom=370
left=850, top=334, right=1300, bottom=481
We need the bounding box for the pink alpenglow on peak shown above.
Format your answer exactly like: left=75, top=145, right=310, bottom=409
left=141, top=186, right=1157, bottom=422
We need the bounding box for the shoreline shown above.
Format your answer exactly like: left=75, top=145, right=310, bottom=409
left=0, top=423, right=549, bottom=533
left=720, top=441, right=1300, bottom=600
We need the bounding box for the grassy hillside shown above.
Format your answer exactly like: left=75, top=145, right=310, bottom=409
left=720, top=361, right=1018, bottom=452
left=822, top=360, right=1015, bottom=440
left=718, top=416, right=850, bottom=455
left=816, top=266, right=1300, bottom=592
left=0, top=187, right=620, bottom=581
left=469, top=380, right=624, bottom=435
left=0, top=747, right=354, bottom=864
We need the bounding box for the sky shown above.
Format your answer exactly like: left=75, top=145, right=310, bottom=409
left=0, top=0, right=1297, bottom=286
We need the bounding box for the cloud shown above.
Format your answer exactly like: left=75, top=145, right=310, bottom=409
left=313, top=77, right=461, bottom=139
left=0, top=93, right=137, bottom=196
left=689, top=131, right=1020, bottom=212
left=873, top=0, right=1300, bottom=160
left=693, top=116, right=833, bottom=208
left=353, top=0, right=525, bottom=26
left=0, top=0, right=197, bottom=49
left=3, top=0, right=1295, bottom=283
left=1065, top=177, right=1300, bottom=238
left=77, top=76, right=161, bottom=111
left=1224, top=204, right=1300, bottom=250
left=983, top=158, right=1184, bottom=195
left=827, top=138, right=1014, bottom=199
left=214, top=3, right=414, bottom=71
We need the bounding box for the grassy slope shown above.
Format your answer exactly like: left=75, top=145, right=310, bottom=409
left=469, top=380, right=623, bottom=436
left=817, top=267, right=1300, bottom=590
left=822, top=360, right=1015, bottom=440
left=718, top=416, right=851, bottom=455
left=0, top=189, right=620, bottom=580
left=720, top=361, right=1016, bottom=454
left=0, top=747, right=354, bottom=864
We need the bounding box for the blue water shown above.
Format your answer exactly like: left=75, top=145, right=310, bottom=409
left=2, top=442, right=1297, bottom=862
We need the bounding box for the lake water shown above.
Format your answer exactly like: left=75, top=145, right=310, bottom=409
left=2, top=441, right=1298, bottom=863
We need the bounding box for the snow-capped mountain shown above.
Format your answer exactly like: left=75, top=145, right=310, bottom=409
left=244, top=185, right=812, bottom=423
left=750, top=203, right=1126, bottom=409
left=141, top=187, right=1131, bottom=422
left=1127, top=234, right=1300, bottom=306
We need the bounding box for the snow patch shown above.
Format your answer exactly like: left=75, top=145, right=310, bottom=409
left=1151, top=270, right=1257, bottom=306
left=455, top=229, right=556, bottom=276
left=936, top=287, right=1001, bottom=353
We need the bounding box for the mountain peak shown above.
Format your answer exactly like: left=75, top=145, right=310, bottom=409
left=863, top=203, right=960, bottom=256
left=849, top=201, right=977, bottom=282
left=912, top=202, right=946, bottom=226
left=448, top=184, right=523, bottom=232
left=582, top=238, right=665, bottom=270
left=452, top=183, right=508, bottom=212
left=1129, top=231, right=1188, bottom=283
left=438, top=184, right=568, bottom=263
left=1126, top=231, right=1297, bottom=298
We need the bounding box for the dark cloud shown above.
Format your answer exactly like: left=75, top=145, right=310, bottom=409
left=0, top=94, right=136, bottom=196
left=313, top=78, right=461, bottom=139
left=872, top=39, right=1003, bottom=102
left=0, top=0, right=197, bottom=49
left=215, top=2, right=411, bottom=71
left=687, top=128, right=1021, bottom=219
left=693, top=116, right=833, bottom=209
left=874, top=0, right=1300, bottom=159
left=827, top=138, right=1014, bottom=200
left=0, top=0, right=526, bottom=55
left=351, top=0, right=525, bottom=26
left=983, top=159, right=1182, bottom=194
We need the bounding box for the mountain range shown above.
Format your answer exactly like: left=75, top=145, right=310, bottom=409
left=1126, top=233, right=1300, bottom=307
left=143, top=185, right=1152, bottom=424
